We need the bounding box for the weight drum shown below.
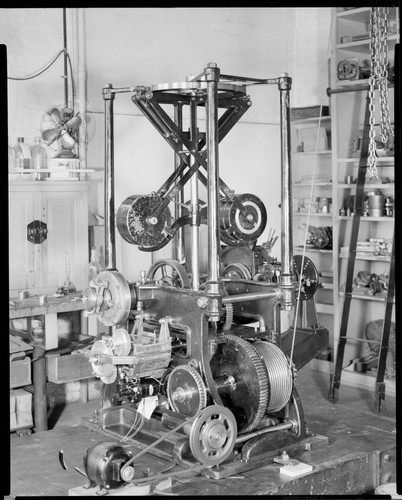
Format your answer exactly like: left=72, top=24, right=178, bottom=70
left=116, top=194, right=172, bottom=250
left=219, top=193, right=267, bottom=246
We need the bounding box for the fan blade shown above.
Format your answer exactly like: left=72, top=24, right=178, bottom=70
left=48, top=107, right=62, bottom=127
left=42, top=128, right=61, bottom=144
left=65, top=115, right=81, bottom=129
left=60, top=130, right=77, bottom=149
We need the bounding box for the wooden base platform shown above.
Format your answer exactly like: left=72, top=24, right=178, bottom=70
left=6, top=368, right=398, bottom=497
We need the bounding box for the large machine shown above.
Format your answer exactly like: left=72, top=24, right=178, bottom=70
left=80, top=63, right=329, bottom=493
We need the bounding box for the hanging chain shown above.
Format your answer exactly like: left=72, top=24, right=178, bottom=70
left=368, top=8, right=379, bottom=178
left=378, top=7, right=394, bottom=142
left=367, top=7, right=394, bottom=179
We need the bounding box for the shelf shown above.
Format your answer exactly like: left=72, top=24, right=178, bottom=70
left=292, top=151, right=331, bottom=156
left=337, top=156, right=394, bottom=164
left=337, top=183, right=394, bottom=189
left=336, top=7, right=370, bottom=21
left=337, top=34, right=399, bottom=53
left=339, top=291, right=393, bottom=302
left=294, top=246, right=333, bottom=254
left=13, top=169, right=95, bottom=173
left=293, top=212, right=333, bottom=217
left=338, top=216, right=394, bottom=222
left=291, top=115, right=331, bottom=125
left=295, top=182, right=333, bottom=187
left=339, top=254, right=391, bottom=261
left=316, top=303, right=334, bottom=314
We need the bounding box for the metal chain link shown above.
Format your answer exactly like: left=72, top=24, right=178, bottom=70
left=368, top=7, right=394, bottom=179
left=368, top=8, right=378, bottom=178
left=378, top=7, right=394, bottom=142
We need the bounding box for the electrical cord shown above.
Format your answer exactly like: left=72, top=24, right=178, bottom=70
left=8, top=48, right=76, bottom=113
left=8, top=49, right=65, bottom=81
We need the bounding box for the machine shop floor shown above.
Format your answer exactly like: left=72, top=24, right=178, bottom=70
left=7, top=366, right=398, bottom=497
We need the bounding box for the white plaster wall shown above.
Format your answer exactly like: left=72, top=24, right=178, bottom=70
left=289, top=8, right=333, bottom=107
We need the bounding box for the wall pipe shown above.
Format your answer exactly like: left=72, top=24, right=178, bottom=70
left=77, top=8, right=87, bottom=171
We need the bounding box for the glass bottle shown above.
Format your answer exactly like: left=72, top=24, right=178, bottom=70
left=8, top=146, right=15, bottom=174
left=30, top=136, right=48, bottom=180
left=87, top=247, right=101, bottom=283
left=13, top=137, right=30, bottom=169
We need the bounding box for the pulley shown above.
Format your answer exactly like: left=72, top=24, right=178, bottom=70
left=292, top=254, right=319, bottom=301
left=82, top=270, right=133, bottom=326
left=188, top=405, right=237, bottom=466
left=146, top=259, right=191, bottom=288
left=219, top=194, right=267, bottom=246
left=116, top=194, right=172, bottom=251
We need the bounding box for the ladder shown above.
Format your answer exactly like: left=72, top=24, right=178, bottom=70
left=327, top=88, right=396, bottom=413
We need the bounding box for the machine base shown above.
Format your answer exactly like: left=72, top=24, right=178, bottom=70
left=80, top=405, right=329, bottom=480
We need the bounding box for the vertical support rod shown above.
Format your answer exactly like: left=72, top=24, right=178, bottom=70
left=205, top=62, right=221, bottom=289
left=103, top=84, right=116, bottom=270
left=173, top=104, right=185, bottom=264
left=278, top=74, right=294, bottom=310
left=62, top=8, right=69, bottom=108
left=190, top=99, right=200, bottom=290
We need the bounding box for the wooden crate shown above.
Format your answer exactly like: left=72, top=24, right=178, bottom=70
left=10, top=354, right=31, bottom=388
left=46, top=352, right=93, bottom=384
left=10, top=389, right=33, bottom=430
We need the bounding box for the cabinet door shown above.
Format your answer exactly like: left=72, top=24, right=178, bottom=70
left=9, top=191, right=36, bottom=291
left=39, top=189, right=88, bottom=292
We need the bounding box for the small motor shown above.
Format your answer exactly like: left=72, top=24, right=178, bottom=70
left=83, top=441, right=135, bottom=493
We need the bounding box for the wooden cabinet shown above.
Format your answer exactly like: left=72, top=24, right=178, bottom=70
left=9, top=181, right=89, bottom=296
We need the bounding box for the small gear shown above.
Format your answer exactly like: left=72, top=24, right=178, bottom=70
left=223, top=303, right=234, bottom=331
left=167, top=365, right=207, bottom=416
left=146, top=259, right=191, bottom=288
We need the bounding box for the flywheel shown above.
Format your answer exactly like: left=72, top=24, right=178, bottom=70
left=210, top=335, right=269, bottom=433
left=146, top=259, right=191, bottom=288
left=167, top=365, right=207, bottom=416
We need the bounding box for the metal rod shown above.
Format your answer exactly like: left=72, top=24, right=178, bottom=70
left=33, top=345, right=48, bottom=432
left=278, top=74, right=293, bottom=277
left=173, top=104, right=185, bottom=264
left=62, top=8, right=69, bottom=108
left=103, top=84, right=116, bottom=270
left=235, top=421, right=294, bottom=444
left=190, top=99, right=200, bottom=290
left=205, top=63, right=221, bottom=287
left=222, top=289, right=281, bottom=304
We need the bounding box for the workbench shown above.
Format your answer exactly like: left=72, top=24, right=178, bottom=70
left=7, top=369, right=398, bottom=497
left=9, top=293, right=97, bottom=433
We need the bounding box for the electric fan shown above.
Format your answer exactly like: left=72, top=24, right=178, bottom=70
left=41, top=106, right=81, bottom=158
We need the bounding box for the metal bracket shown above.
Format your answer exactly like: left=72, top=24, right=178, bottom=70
left=27, top=220, right=48, bottom=244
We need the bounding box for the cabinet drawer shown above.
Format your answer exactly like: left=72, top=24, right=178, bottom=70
left=46, top=352, right=93, bottom=384
left=10, top=356, right=31, bottom=388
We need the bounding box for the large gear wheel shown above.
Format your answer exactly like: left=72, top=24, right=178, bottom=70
left=167, top=365, right=207, bottom=416
left=146, top=259, right=191, bottom=288
left=210, top=335, right=269, bottom=433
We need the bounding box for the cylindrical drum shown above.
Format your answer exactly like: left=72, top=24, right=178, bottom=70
left=367, top=191, right=384, bottom=217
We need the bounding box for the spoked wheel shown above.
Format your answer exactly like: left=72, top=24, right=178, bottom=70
left=189, top=405, right=237, bottom=466
left=146, top=259, right=191, bottom=288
